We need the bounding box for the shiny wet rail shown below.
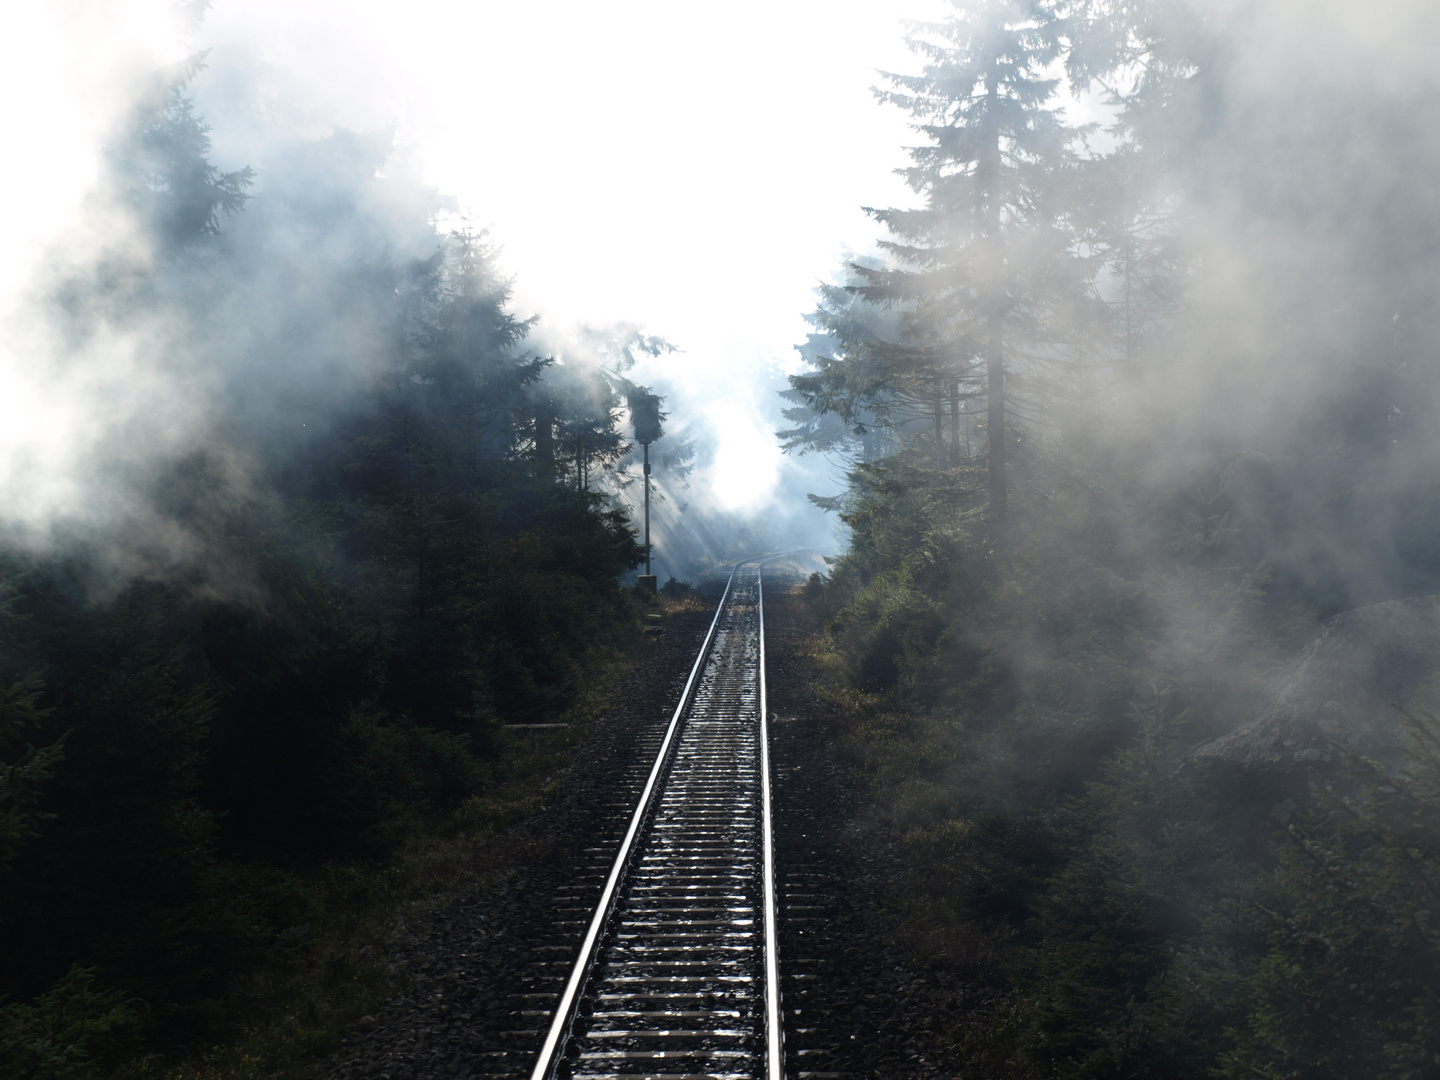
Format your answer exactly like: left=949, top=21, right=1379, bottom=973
left=528, top=559, right=783, bottom=1080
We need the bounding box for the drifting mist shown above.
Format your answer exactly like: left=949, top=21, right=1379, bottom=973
left=5, top=1, right=1440, bottom=1077
left=0, top=2, right=866, bottom=591
left=775, top=3, right=1440, bottom=1076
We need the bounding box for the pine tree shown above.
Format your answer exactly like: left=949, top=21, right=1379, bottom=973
left=0, top=675, right=61, bottom=874
left=114, top=56, right=254, bottom=253
left=859, top=0, right=1084, bottom=517
left=781, top=273, right=910, bottom=468
left=1222, top=711, right=1440, bottom=1080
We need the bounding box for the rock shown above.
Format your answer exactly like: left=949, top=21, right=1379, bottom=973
left=1197, top=595, right=1440, bottom=772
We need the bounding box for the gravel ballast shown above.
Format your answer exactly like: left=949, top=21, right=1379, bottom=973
left=327, top=581, right=974, bottom=1080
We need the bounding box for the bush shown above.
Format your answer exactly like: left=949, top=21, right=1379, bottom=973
left=0, top=968, right=140, bottom=1080
left=1220, top=711, right=1440, bottom=1080
left=659, top=577, right=693, bottom=598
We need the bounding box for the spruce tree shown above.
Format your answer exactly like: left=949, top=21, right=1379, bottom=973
left=115, top=56, right=254, bottom=253
left=781, top=273, right=910, bottom=467
left=860, top=0, right=1083, bottom=517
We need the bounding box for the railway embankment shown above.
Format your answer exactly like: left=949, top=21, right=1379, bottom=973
left=765, top=581, right=977, bottom=1080
left=326, top=602, right=716, bottom=1080
left=326, top=575, right=977, bottom=1080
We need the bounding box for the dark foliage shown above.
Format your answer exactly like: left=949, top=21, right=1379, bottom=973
left=0, top=52, right=644, bottom=1078
left=789, top=2, right=1440, bottom=1077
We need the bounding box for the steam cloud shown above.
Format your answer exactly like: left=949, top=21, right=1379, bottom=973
left=0, top=2, right=841, bottom=588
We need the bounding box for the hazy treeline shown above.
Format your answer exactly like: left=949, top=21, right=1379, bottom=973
left=0, top=50, right=651, bottom=1075
left=787, top=0, right=1440, bottom=1076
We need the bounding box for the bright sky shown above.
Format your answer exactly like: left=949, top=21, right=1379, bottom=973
left=2, top=0, right=944, bottom=520
left=194, top=0, right=942, bottom=514
left=196, top=0, right=934, bottom=340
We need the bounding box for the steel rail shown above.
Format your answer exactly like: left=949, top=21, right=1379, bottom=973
left=527, top=553, right=795, bottom=1080
left=527, top=562, right=742, bottom=1080
left=756, top=557, right=783, bottom=1080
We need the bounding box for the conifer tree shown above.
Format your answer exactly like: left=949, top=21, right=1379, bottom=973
left=115, top=56, right=254, bottom=253
left=0, top=675, right=60, bottom=874
left=860, top=0, right=1083, bottom=517
left=781, top=274, right=908, bottom=467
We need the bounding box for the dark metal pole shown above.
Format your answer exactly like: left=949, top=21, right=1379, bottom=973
left=643, top=443, right=652, bottom=578
left=630, top=390, right=660, bottom=595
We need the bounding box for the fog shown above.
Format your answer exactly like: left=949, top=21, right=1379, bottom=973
left=0, top=0, right=978, bottom=582
left=773, top=7, right=1440, bottom=1072
left=4, top=0, right=1436, bottom=597
left=8, top=2, right=1440, bottom=1075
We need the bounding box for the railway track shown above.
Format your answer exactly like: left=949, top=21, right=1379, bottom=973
left=328, top=553, right=962, bottom=1080
left=528, top=558, right=784, bottom=1080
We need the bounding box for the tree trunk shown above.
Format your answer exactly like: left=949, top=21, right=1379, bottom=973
left=987, top=304, right=1006, bottom=515
left=1124, top=238, right=1134, bottom=368
left=950, top=379, right=961, bottom=461
left=983, top=78, right=1007, bottom=518
left=933, top=383, right=945, bottom=466
left=534, top=400, right=554, bottom=475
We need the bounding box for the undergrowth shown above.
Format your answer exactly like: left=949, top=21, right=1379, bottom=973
left=94, top=651, right=629, bottom=1080
left=790, top=460, right=1440, bottom=1079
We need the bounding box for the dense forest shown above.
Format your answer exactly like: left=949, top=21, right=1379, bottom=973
left=0, top=41, right=663, bottom=1078
left=784, top=0, right=1440, bottom=1077
left=7, top=0, right=1440, bottom=1078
